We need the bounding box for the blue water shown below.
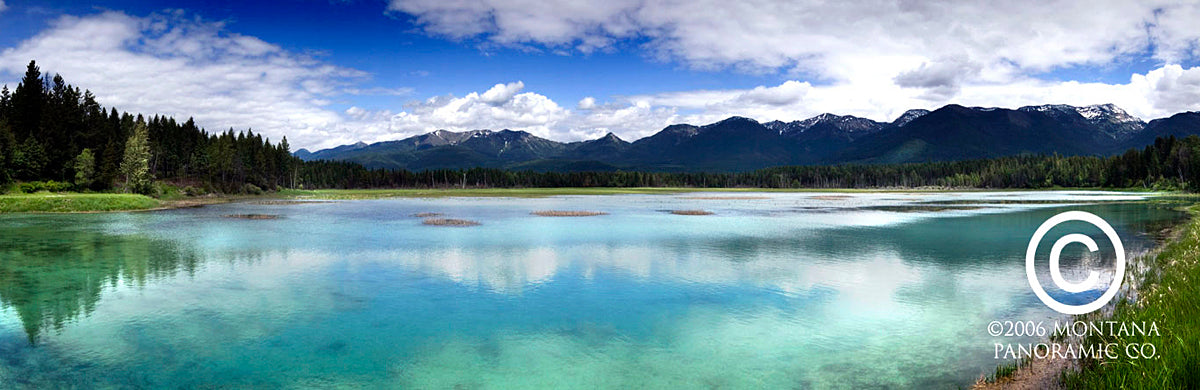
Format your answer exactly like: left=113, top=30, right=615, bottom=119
left=0, top=191, right=1183, bottom=388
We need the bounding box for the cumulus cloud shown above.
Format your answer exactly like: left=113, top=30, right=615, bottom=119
left=735, top=80, right=810, bottom=106
left=566, top=99, right=678, bottom=141
left=576, top=96, right=596, bottom=109
left=7, top=5, right=1200, bottom=152
left=385, top=81, right=569, bottom=139
left=354, top=83, right=679, bottom=143
left=1146, top=3, right=1200, bottom=63
left=893, top=57, right=983, bottom=100
left=260, top=62, right=1200, bottom=147
left=386, top=0, right=641, bottom=52
left=386, top=0, right=1200, bottom=93
left=1140, top=64, right=1200, bottom=113
left=0, top=9, right=675, bottom=147
left=479, top=81, right=524, bottom=105
left=619, top=63, right=1200, bottom=128
left=0, top=11, right=402, bottom=150
left=0, top=1, right=7, bottom=14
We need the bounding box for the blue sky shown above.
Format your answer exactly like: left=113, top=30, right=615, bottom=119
left=1, top=0, right=1199, bottom=150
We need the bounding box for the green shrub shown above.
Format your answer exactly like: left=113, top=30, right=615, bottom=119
left=153, top=182, right=185, bottom=199
left=242, top=183, right=264, bottom=195
left=18, top=181, right=72, bottom=193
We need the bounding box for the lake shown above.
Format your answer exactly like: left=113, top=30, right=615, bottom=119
left=0, top=191, right=1185, bottom=388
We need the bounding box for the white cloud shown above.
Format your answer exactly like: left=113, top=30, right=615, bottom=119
left=0, top=11, right=404, bottom=150
left=0, top=10, right=676, bottom=147
left=5, top=5, right=1200, bottom=153
left=479, top=81, right=525, bottom=105
left=1139, top=64, right=1200, bottom=113
left=347, top=83, right=679, bottom=143
left=0, top=1, right=7, bottom=14
left=735, top=80, right=810, bottom=107
left=385, top=81, right=570, bottom=139
left=568, top=99, right=679, bottom=141
left=386, top=0, right=1200, bottom=97
left=383, top=0, right=1200, bottom=133
left=621, top=63, right=1200, bottom=127
left=576, top=96, right=596, bottom=109
left=386, top=0, right=642, bottom=50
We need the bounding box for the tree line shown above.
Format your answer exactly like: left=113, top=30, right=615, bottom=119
left=3, top=59, right=1200, bottom=194
left=294, top=137, right=1200, bottom=192
left=0, top=61, right=296, bottom=194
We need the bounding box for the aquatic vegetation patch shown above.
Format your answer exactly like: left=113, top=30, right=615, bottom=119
left=669, top=209, right=714, bottom=215
left=919, top=199, right=1112, bottom=205
left=247, top=200, right=334, bottom=205
left=219, top=212, right=277, bottom=218
left=856, top=205, right=987, bottom=212
left=531, top=210, right=609, bottom=217
left=422, top=218, right=480, bottom=227
left=678, top=196, right=771, bottom=200
left=810, top=195, right=853, bottom=201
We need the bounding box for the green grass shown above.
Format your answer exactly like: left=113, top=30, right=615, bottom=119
left=0, top=193, right=161, bottom=213
left=279, top=187, right=764, bottom=199
left=1061, top=205, right=1200, bottom=389
left=986, top=358, right=1031, bottom=384
left=278, top=187, right=1185, bottom=200
left=279, top=187, right=695, bottom=199
left=276, top=186, right=1016, bottom=200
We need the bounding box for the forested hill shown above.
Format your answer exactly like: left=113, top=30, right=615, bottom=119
left=0, top=61, right=296, bottom=194
left=298, top=103, right=1200, bottom=172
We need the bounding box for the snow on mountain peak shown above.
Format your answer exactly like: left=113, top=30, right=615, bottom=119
left=1077, top=104, right=1139, bottom=123
left=893, top=109, right=930, bottom=127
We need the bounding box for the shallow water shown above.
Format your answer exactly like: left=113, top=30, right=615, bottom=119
left=0, top=191, right=1185, bottom=388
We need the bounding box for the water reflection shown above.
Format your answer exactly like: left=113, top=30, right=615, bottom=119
left=0, top=218, right=201, bottom=343
left=398, top=247, right=562, bottom=294
left=0, top=194, right=1187, bottom=388
left=383, top=203, right=1181, bottom=296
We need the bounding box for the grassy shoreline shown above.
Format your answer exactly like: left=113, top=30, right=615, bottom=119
left=279, top=186, right=1165, bottom=200
left=0, top=186, right=1176, bottom=213
left=1059, top=204, right=1200, bottom=388
left=981, top=204, right=1200, bottom=388
left=0, top=193, right=162, bottom=213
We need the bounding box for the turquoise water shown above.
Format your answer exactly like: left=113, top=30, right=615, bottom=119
left=0, top=191, right=1185, bottom=388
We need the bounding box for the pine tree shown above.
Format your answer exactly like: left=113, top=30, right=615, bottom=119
left=0, top=86, right=11, bottom=120
left=120, top=121, right=152, bottom=194
left=73, top=148, right=95, bottom=189
left=11, top=60, right=44, bottom=141
left=279, top=136, right=295, bottom=188
left=99, top=108, right=123, bottom=188
left=12, top=137, right=47, bottom=180
left=0, top=119, right=13, bottom=184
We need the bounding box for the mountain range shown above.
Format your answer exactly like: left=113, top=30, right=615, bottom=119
left=295, top=104, right=1200, bottom=172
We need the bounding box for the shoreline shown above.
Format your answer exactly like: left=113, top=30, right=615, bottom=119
left=0, top=187, right=1175, bottom=214
left=975, top=203, right=1199, bottom=389
left=277, top=186, right=1165, bottom=201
